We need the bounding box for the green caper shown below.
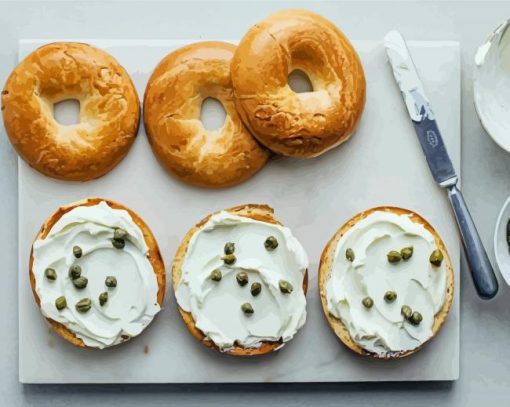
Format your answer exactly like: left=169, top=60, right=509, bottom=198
left=409, top=311, right=423, bottom=326
left=362, top=296, right=374, bottom=309
left=400, top=246, right=413, bottom=260
left=401, top=305, right=412, bottom=319
left=75, top=298, right=92, bottom=313
left=73, top=245, right=82, bottom=258
left=112, top=238, right=125, bottom=249
left=345, top=248, right=355, bottom=262
left=55, top=296, right=67, bottom=310
left=99, top=292, right=108, bottom=306
left=68, top=264, right=81, bottom=279
left=279, top=280, right=293, bottom=294
left=429, top=249, right=444, bottom=267
left=250, top=282, right=262, bottom=296
left=222, top=254, right=236, bottom=265
left=72, top=276, right=88, bottom=289
left=45, top=268, right=57, bottom=281
left=224, top=242, right=235, bottom=255
left=241, top=302, right=254, bottom=315
left=210, top=269, right=222, bottom=282
left=236, top=271, right=248, bottom=286
left=105, top=276, right=117, bottom=288
left=384, top=291, right=397, bottom=302
left=114, top=227, right=128, bottom=241
left=387, top=250, right=402, bottom=263
left=264, top=236, right=278, bottom=251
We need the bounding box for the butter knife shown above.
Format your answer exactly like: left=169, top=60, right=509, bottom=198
left=384, top=30, right=498, bottom=299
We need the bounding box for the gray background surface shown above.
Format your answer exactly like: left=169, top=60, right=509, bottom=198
left=0, top=0, right=509, bottom=405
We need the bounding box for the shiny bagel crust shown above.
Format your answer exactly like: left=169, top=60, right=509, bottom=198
left=318, top=206, right=454, bottom=359
left=29, top=197, right=166, bottom=349
left=143, top=42, right=269, bottom=188
left=231, top=9, right=366, bottom=157
left=2, top=42, right=140, bottom=181
left=171, top=204, right=309, bottom=356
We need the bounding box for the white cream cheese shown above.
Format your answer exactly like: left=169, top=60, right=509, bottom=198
left=325, top=211, right=447, bottom=356
left=32, top=201, right=161, bottom=349
left=473, top=20, right=510, bottom=152
left=175, top=211, right=308, bottom=351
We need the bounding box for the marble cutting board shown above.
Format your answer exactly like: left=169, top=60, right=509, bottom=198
left=17, top=39, right=460, bottom=383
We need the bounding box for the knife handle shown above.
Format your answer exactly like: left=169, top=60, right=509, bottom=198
left=447, top=184, right=499, bottom=299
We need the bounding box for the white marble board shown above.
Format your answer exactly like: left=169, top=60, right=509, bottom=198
left=18, top=39, right=460, bottom=383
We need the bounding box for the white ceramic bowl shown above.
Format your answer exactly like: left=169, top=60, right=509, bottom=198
left=494, top=195, right=510, bottom=284
left=473, top=19, right=510, bottom=152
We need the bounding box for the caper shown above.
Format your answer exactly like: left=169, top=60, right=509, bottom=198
left=105, top=276, right=117, bottom=288
left=68, top=264, right=81, bottom=279
left=75, top=298, right=92, bottom=313
left=264, top=236, right=278, bottom=251
left=241, top=302, right=254, bottom=315
left=250, top=282, right=262, bottom=296
left=387, top=250, right=402, bottom=263
left=429, top=249, right=444, bottom=267
left=279, top=280, right=293, bottom=294
left=236, top=271, right=248, bottom=286
left=384, top=291, right=397, bottom=302
left=99, top=292, right=108, bottom=306
left=345, top=248, right=355, bottom=262
left=45, top=268, right=57, bottom=281
left=210, top=269, right=222, bottom=282
left=224, top=242, right=235, bottom=255
left=55, top=296, right=67, bottom=310
left=400, top=246, right=413, bottom=260
left=410, top=311, right=423, bottom=326
left=114, top=227, right=128, bottom=241
left=222, top=254, right=236, bottom=265
left=362, top=297, right=373, bottom=309
left=72, top=276, right=88, bottom=289
left=112, top=238, right=125, bottom=249
left=73, top=245, right=82, bottom=258
left=401, top=305, right=412, bottom=319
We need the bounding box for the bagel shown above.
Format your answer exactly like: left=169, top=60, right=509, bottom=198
left=318, top=206, right=454, bottom=359
left=143, top=41, right=269, bottom=188
left=1, top=42, right=140, bottom=181
left=29, top=198, right=165, bottom=349
left=231, top=9, right=366, bottom=157
left=172, top=204, right=309, bottom=356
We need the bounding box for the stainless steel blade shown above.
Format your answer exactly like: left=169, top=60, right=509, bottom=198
left=384, top=30, right=457, bottom=186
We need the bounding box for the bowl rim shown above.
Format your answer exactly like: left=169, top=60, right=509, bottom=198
left=493, top=195, right=510, bottom=284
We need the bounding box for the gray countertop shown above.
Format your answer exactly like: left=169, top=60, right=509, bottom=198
left=1, top=1, right=509, bottom=406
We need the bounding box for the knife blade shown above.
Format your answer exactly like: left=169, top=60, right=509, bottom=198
left=384, top=30, right=499, bottom=299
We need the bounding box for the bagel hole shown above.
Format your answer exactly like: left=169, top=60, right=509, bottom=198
left=200, top=97, right=226, bottom=131
left=53, top=99, right=80, bottom=125
left=288, top=69, right=313, bottom=93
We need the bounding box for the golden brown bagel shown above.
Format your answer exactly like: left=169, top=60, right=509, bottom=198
left=1, top=42, right=140, bottom=181
left=29, top=197, right=165, bottom=349
left=143, top=41, right=269, bottom=188
left=231, top=9, right=366, bottom=157
left=318, top=206, right=454, bottom=359
left=172, top=204, right=308, bottom=356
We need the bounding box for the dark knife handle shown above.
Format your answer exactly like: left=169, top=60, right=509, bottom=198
left=447, top=184, right=498, bottom=299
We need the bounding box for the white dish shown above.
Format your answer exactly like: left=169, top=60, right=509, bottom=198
left=473, top=20, right=510, bottom=152
left=493, top=196, right=510, bottom=284
left=18, top=39, right=460, bottom=383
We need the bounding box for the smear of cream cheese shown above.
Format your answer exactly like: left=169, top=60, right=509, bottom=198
left=325, top=211, right=447, bottom=355
left=175, top=211, right=308, bottom=351
left=32, top=201, right=160, bottom=348
left=474, top=20, right=510, bottom=151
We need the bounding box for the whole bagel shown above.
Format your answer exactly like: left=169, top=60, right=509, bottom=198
left=231, top=9, right=366, bottom=157
left=143, top=41, right=269, bottom=188
left=1, top=42, right=140, bottom=181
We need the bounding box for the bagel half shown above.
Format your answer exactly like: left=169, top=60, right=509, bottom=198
left=172, top=204, right=308, bottom=356
left=318, top=206, right=454, bottom=359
